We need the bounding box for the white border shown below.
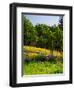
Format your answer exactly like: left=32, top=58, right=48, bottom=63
left=16, top=7, right=70, bottom=83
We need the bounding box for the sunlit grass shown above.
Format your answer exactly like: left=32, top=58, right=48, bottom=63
left=23, top=60, right=63, bottom=75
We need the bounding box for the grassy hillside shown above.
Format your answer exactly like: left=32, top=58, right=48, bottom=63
left=23, top=46, right=63, bottom=75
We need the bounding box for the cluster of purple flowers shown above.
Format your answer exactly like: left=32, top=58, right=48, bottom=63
left=46, top=55, right=54, bottom=60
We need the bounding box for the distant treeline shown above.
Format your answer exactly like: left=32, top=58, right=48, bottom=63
left=23, top=16, right=63, bottom=51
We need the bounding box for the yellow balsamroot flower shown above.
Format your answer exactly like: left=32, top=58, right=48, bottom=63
left=41, top=49, right=51, bottom=56
left=24, top=52, right=38, bottom=59
left=53, top=51, right=63, bottom=57
left=23, top=46, right=51, bottom=56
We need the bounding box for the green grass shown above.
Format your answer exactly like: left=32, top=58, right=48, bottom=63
left=23, top=60, right=63, bottom=75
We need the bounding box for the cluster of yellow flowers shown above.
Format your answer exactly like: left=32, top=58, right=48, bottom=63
left=23, top=46, right=51, bottom=56
left=24, top=52, right=38, bottom=59
left=53, top=51, right=63, bottom=57
left=23, top=46, right=63, bottom=59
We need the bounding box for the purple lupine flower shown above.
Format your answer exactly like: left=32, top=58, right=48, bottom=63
left=46, top=54, right=53, bottom=60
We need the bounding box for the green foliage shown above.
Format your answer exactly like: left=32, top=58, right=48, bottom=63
left=34, top=55, right=46, bottom=62
left=24, top=54, right=45, bottom=62
left=35, top=24, right=50, bottom=48
left=23, top=60, right=63, bottom=75
left=23, top=55, right=63, bottom=75
left=23, top=16, right=63, bottom=51
left=23, top=16, right=37, bottom=46
left=48, top=26, right=63, bottom=51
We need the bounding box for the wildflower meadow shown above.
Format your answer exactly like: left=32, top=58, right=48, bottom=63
left=22, top=14, right=63, bottom=75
